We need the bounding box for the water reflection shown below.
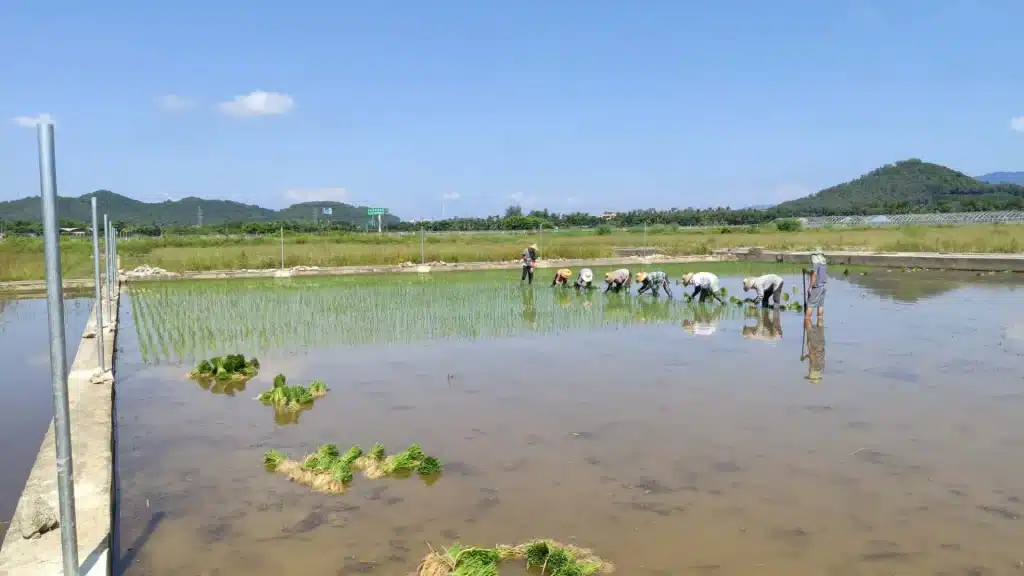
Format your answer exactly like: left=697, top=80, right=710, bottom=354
left=801, top=317, right=826, bottom=382
left=835, top=268, right=1022, bottom=303
left=682, top=304, right=729, bottom=336
left=742, top=309, right=783, bottom=341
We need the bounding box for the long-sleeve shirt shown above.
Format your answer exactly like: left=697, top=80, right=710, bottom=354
left=607, top=269, right=630, bottom=285
left=645, top=271, right=668, bottom=285
left=688, top=272, right=720, bottom=292
left=749, top=274, right=783, bottom=300
left=521, top=248, right=537, bottom=266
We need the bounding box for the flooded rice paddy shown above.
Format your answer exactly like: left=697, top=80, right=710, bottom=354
left=115, top=264, right=1024, bottom=575
left=0, top=297, right=93, bottom=542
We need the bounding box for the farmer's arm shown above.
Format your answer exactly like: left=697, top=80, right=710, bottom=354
left=663, top=280, right=673, bottom=298
left=637, top=282, right=649, bottom=294
left=807, top=270, right=817, bottom=295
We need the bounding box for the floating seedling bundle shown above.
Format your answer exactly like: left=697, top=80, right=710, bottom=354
left=416, top=539, right=615, bottom=576
left=188, top=354, right=259, bottom=382
left=256, top=374, right=329, bottom=412
left=263, top=442, right=441, bottom=494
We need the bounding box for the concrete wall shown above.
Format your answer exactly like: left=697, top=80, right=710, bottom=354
left=0, top=286, right=119, bottom=576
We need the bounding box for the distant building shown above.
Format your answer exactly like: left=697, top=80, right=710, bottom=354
left=59, top=227, right=89, bottom=236
left=599, top=212, right=617, bottom=220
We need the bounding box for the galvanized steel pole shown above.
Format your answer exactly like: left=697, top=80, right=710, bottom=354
left=103, top=214, right=110, bottom=307
left=36, top=121, right=80, bottom=575
left=90, top=197, right=105, bottom=371
left=420, top=227, right=425, bottom=264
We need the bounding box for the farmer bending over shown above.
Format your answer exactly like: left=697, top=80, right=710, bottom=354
left=743, top=274, right=784, bottom=308
left=551, top=268, right=572, bottom=287
left=681, top=272, right=725, bottom=304
left=520, top=243, right=538, bottom=284
left=575, top=268, right=595, bottom=290
left=636, top=271, right=673, bottom=297
left=604, top=269, right=631, bottom=293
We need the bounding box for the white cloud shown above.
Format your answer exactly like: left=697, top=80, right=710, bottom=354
left=284, top=188, right=349, bottom=203
left=509, top=192, right=539, bottom=207
left=1011, top=116, right=1024, bottom=133
left=441, top=192, right=460, bottom=201
left=157, top=94, right=197, bottom=112
left=219, top=91, right=295, bottom=117
left=12, top=113, right=54, bottom=127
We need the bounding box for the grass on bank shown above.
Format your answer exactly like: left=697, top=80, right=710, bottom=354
left=2, top=223, right=1023, bottom=281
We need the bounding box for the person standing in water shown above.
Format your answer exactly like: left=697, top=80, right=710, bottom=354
left=574, top=268, right=595, bottom=290
left=520, top=243, right=539, bottom=284
left=742, top=274, right=785, bottom=308
left=551, top=268, right=572, bottom=287
left=805, top=248, right=827, bottom=322
left=604, top=269, right=631, bottom=293
left=636, top=271, right=673, bottom=297
left=681, top=272, right=725, bottom=304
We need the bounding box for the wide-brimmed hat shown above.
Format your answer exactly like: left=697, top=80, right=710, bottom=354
left=682, top=272, right=695, bottom=284
left=529, top=244, right=538, bottom=250
left=580, top=269, right=593, bottom=283
left=742, top=277, right=755, bottom=290
left=635, top=271, right=648, bottom=283
left=604, top=271, right=615, bottom=281
left=558, top=268, right=571, bottom=278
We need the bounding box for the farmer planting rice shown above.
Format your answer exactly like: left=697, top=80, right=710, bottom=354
left=551, top=268, right=573, bottom=286
left=574, top=267, right=595, bottom=290
left=604, top=268, right=631, bottom=293
left=520, top=243, right=539, bottom=284
left=743, top=273, right=785, bottom=308
left=806, top=247, right=828, bottom=322
left=635, top=271, right=673, bottom=297
left=681, top=271, right=726, bottom=304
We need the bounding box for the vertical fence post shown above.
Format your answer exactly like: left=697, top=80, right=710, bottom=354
left=420, top=227, right=425, bottom=264
left=91, top=197, right=105, bottom=371
left=280, top=226, right=284, bottom=270
left=37, top=120, right=80, bottom=575
left=103, top=214, right=110, bottom=310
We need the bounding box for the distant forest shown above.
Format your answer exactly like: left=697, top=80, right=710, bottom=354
left=1, top=159, right=1022, bottom=235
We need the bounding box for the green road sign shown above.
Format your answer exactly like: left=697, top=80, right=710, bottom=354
left=367, top=207, right=387, bottom=216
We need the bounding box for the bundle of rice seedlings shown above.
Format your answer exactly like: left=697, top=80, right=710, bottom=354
left=340, top=445, right=363, bottom=466
left=418, top=539, right=613, bottom=576
left=263, top=449, right=284, bottom=470
left=309, top=380, right=329, bottom=397
left=256, top=377, right=321, bottom=411
left=188, top=354, right=260, bottom=382
left=417, top=456, right=443, bottom=476
left=266, top=443, right=350, bottom=494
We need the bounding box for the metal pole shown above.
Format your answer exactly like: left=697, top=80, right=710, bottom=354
left=103, top=214, right=110, bottom=311
left=644, top=221, right=647, bottom=257
left=112, top=227, right=118, bottom=289
left=37, top=121, right=80, bottom=575
left=377, top=213, right=382, bottom=235
left=279, top=226, right=284, bottom=269
left=90, top=198, right=105, bottom=371
left=420, top=227, right=425, bottom=264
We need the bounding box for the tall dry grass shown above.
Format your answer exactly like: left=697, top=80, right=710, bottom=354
left=1, top=224, right=1021, bottom=281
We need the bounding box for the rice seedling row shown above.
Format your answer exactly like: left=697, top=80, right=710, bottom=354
left=416, top=539, right=615, bottom=576
left=263, top=442, right=441, bottom=494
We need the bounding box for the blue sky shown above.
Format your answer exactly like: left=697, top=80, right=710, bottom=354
left=2, top=0, right=1022, bottom=220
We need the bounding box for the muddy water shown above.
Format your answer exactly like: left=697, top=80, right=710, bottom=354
left=0, top=297, right=93, bottom=541
left=116, top=272, right=1024, bottom=575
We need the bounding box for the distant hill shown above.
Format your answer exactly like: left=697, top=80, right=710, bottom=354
left=0, top=190, right=402, bottom=227
left=977, top=171, right=1024, bottom=185
left=776, top=159, right=1024, bottom=215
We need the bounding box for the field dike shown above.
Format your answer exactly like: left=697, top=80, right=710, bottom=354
left=0, top=285, right=120, bottom=576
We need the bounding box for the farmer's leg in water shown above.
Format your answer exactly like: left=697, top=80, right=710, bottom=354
left=762, top=285, right=774, bottom=308
left=662, top=280, right=673, bottom=298
left=771, top=280, right=784, bottom=308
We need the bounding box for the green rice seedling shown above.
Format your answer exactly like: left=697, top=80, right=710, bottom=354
left=417, top=456, right=442, bottom=476
left=263, top=449, right=284, bottom=470
left=330, top=460, right=354, bottom=484
left=309, top=380, right=329, bottom=397
left=273, top=373, right=286, bottom=388
left=340, top=445, right=363, bottom=466
left=416, top=539, right=614, bottom=576
left=782, top=292, right=790, bottom=302
left=369, top=443, right=386, bottom=461
left=525, top=541, right=550, bottom=568
left=188, top=353, right=260, bottom=382
left=544, top=548, right=572, bottom=572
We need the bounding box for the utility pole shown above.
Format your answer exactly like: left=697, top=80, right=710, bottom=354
left=197, top=205, right=203, bottom=228
left=378, top=213, right=382, bottom=235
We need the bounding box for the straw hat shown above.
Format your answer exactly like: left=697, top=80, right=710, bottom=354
left=529, top=243, right=538, bottom=250
left=682, top=272, right=694, bottom=285
left=635, top=271, right=648, bottom=283
left=558, top=268, right=571, bottom=278
left=580, top=269, right=593, bottom=283
left=604, top=271, right=615, bottom=282
left=742, top=277, right=755, bottom=290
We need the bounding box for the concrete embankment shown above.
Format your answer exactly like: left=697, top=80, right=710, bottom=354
left=0, top=286, right=119, bottom=575
left=717, top=248, right=1024, bottom=272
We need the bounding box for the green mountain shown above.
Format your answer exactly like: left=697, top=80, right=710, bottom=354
left=775, top=159, right=1024, bottom=215
left=977, top=171, right=1024, bottom=185
left=0, top=190, right=401, bottom=226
